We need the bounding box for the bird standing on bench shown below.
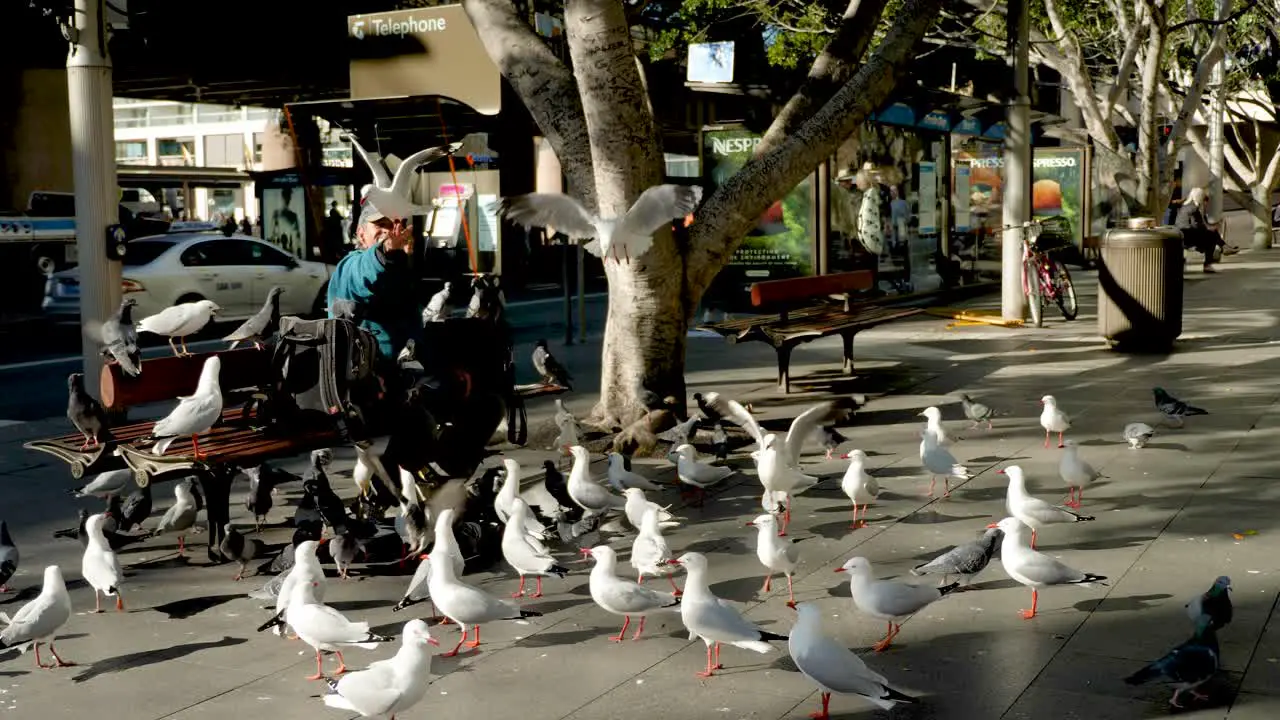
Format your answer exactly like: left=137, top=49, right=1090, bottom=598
left=149, top=356, right=223, bottom=459
left=91, top=296, right=141, bottom=377
left=532, top=339, right=573, bottom=390
left=137, top=299, right=220, bottom=357
left=223, top=286, right=284, bottom=350
left=67, top=373, right=111, bottom=451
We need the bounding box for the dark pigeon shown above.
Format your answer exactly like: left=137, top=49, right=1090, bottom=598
left=960, top=393, right=995, bottom=429
left=244, top=465, right=273, bottom=531
left=102, top=494, right=123, bottom=534
left=220, top=524, right=265, bottom=581
left=1186, top=576, right=1232, bottom=631
left=117, top=481, right=153, bottom=533
left=1153, top=387, right=1209, bottom=425
left=0, top=521, right=17, bottom=592
left=820, top=426, right=847, bottom=459
left=292, top=485, right=324, bottom=528
left=67, top=373, right=111, bottom=450
left=1124, top=616, right=1219, bottom=708
left=912, top=527, right=1004, bottom=588
left=100, top=297, right=141, bottom=376
left=532, top=339, right=573, bottom=389
left=261, top=519, right=323, bottom=575
left=224, top=286, right=284, bottom=350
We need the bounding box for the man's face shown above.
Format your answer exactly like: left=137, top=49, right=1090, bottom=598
left=356, top=217, right=411, bottom=251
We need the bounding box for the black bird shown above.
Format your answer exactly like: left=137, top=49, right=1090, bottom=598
left=692, top=392, right=721, bottom=424
left=1153, top=387, right=1209, bottom=426
left=711, top=422, right=729, bottom=462
left=260, top=519, right=324, bottom=576
left=540, top=460, right=582, bottom=524
left=224, top=286, right=284, bottom=350
left=53, top=508, right=144, bottom=551
left=292, top=486, right=324, bottom=528
left=220, top=524, right=265, bottom=581
left=532, top=339, right=573, bottom=389
left=102, top=494, right=123, bottom=533
left=466, top=274, right=506, bottom=324
left=99, top=297, right=141, bottom=376
left=117, top=481, right=153, bottom=533
left=1186, top=576, right=1232, bottom=631
left=67, top=373, right=111, bottom=450
left=0, top=521, right=17, bottom=593
left=1124, top=615, right=1220, bottom=708
left=635, top=382, right=665, bottom=412
left=304, top=452, right=355, bottom=537
left=244, top=465, right=274, bottom=531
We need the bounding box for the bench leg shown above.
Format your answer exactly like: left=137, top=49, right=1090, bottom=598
left=197, top=467, right=235, bottom=564
left=776, top=345, right=794, bottom=394
left=841, top=332, right=856, bottom=374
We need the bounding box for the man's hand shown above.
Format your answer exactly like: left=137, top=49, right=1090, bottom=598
left=383, top=220, right=413, bottom=253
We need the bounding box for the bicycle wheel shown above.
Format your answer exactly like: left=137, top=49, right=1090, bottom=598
left=1050, top=261, right=1078, bottom=320
left=1024, top=258, right=1043, bottom=328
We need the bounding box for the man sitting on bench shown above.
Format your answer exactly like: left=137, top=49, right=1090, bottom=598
left=327, top=201, right=420, bottom=363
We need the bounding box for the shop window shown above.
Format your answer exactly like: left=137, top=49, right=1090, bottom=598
left=157, top=138, right=195, bottom=167
left=115, top=140, right=148, bottom=165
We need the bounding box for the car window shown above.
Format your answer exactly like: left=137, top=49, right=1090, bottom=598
left=180, top=240, right=257, bottom=267
left=123, top=240, right=175, bottom=267
left=249, top=241, right=296, bottom=266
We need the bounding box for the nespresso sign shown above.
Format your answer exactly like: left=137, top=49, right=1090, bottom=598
left=347, top=5, right=500, bottom=115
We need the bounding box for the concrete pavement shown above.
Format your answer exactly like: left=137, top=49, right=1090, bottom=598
left=2, top=245, right=1280, bottom=719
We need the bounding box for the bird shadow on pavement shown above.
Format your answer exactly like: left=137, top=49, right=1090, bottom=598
left=1138, top=442, right=1191, bottom=452
left=0, top=670, right=27, bottom=677
left=0, top=587, right=40, bottom=605
left=150, top=594, right=241, bottom=619
left=520, top=599, right=583, bottom=615
left=328, top=599, right=390, bottom=613
left=1072, top=593, right=1172, bottom=613
left=871, top=465, right=923, bottom=479
left=897, top=509, right=990, bottom=525
left=71, top=636, right=247, bottom=683
left=966, top=455, right=1029, bottom=464
left=514, top=626, right=601, bottom=647
left=683, top=537, right=750, bottom=555
left=1078, top=439, right=1127, bottom=447
left=1037, top=535, right=1155, bottom=552
left=807, top=520, right=864, bottom=540
left=962, top=578, right=1021, bottom=592
left=710, top=575, right=771, bottom=600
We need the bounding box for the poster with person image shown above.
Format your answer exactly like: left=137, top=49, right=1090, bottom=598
left=263, top=185, right=306, bottom=258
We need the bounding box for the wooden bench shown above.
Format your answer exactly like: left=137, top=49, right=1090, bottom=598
left=699, top=271, right=922, bottom=393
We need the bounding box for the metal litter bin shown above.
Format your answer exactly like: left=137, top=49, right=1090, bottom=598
left=1096, top=227, right=1185, bottom=351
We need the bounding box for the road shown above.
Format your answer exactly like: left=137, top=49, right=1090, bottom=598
left=0, top=293, right=608, bottom=423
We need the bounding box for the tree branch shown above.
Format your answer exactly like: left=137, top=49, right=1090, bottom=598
left=1104, top=4, right=1147, bottom=111
left=1168, top=0, right=1256, bottom=32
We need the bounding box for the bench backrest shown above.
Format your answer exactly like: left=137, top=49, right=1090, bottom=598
left=749, top=270, right=873, bottom=308
left=100, top=347, right=271, bottom=411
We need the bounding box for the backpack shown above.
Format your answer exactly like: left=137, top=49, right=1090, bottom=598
left=271, top=316, right=383, bottom=442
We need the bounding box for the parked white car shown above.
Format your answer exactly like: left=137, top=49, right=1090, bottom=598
left=43, top=232, right=334, bottom=323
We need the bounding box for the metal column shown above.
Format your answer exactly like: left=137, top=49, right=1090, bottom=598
left=67, top=0, right=121, bottom=396
left=1001, top=0, right=1032, bottom=322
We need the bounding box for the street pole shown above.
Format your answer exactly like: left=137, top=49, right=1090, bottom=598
left=1001, top=0, right=1032, bottom=322
left=576, top=241, right=586, bottom=344
left=67, top=0, right=121, bottom=398
left=1208, top=56, right=1225, bottom=233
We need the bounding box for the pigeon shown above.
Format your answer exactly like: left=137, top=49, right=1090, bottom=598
left=836, top=556, right=959, bottom=651
left=566, top=446, right=626, bottom=517
left=711, top=422, right=729, bottom=461
left=0, top=521, right=18, bottom=593
left=224, top=286, right=284, bottom=349
left=501, top=498, right=570, bottom=598
left=422, top=281, right=452, bottom=323
left=1124, top=614, right=1220, bottom=708
left=746, top=514, right=801, bottom=607
left=960, top=393, right=995, bottom=429
left=1001, top=465, right=1094, bottom=548
left=102, top=494, right=123, bottom=533
left=54, top=508, right=142, bottom=551
left=912, top=526, right=1004, bottom=589
left=393, top=554, right=433, bottom=613
left=532, top=339, right=573, bottom=389
left=672, top=443, right=734, bottom=504
left=306, top=463, right=355, bottom=538
left=783, top=399, right=858, bottom=466
left=116, top=480, right=152, bottom=532
left=95, top=296, right=141, bottom=376
left=465, top=275, right=505, bottom=322
left=426, top=542, right=542, bottom=657
left=537, top=461, right=578, bottom=521
left=67, top=373, right=111, bottom=450
left=992, top=516, right=1107, bottom=619
left=498, top=184, right=703, bottom=264
left=693, top=392, right=764, bottom=448
left=321, top=619, right=439, bottom=718
left=293, top=484, right=325, bottom=528
left=137, top=299, right=220, bottom=356
left=919, top=429, right=971, bottom=497
left=348, top=135, right=462, bottom=219
left=622, top=488, right=679, bottom=531
left=584, top=545, right=681, bottom=642
left=244, top=465, right=274, bottom=531
left=273, top=579, right=393, bottom=680
left=667, top=552, right=788, bottom=677
left=1059, top=439, right=1103, bottom=508
left=607, top=453, right=664, bottom=492
left=69, top=468, right=132, bottom=499
left=150, top=356, right=223, bottom=457
left=631, top=507, right=681, bottom=594
left=918, top=406, right=953, bottom=445
left=151, top=480, right=200, bottom=556
left=755, top=434, right=819, bottom=534
left=820, top=426, right=848, bottom=459
left=840, top=449, right=880, bottom=529
left=220, top=524, right=265, bottom=581
left=329, top=532, right=363, bottom=581
left=1185, top=576, right=1232, bottom=630
left=82, top=513, right=125, bottom=613
left=1039, top=394, right=1071, bottom=448
left=789, top=602, right=918, bottom=718
left=0, top=566, right=74, bottom=668
left=1124, top=422, right=1156, bottom=449
left=656, top=416, right=698, bottom=447
left=1153, top=387, right=1208, bottom=427
left=635, top=383, right=665, bottom=411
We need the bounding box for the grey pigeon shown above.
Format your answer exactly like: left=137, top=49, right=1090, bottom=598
left=102, top=495, right=123, bottom=533
left=1153, top=387, right=1208, bottom=427
left=224, top=286, right=284, bottom=349
left=1124, top=615, right=1219, bottom=708
left=117, top=482, right=153, bottom=532
left=0, top=521, right=18, bottom=592
left=711, top=422, right=729, bottom=462
left=1123, top=422, right=1156, bottom=449
left=1185, top=576, right=1232, bottom=631
left=911, top=527, right=1003, bottom=588
left=99, top=297, right=141, bottom=376
left=396, top=339, right=424, bottom=372
left=635, top=382, right=665, bottom=411
left=67, top=373, right=111, bottom=450
left=330, top=531, right=362, bottom=579
left=219, top=524, right=265, bottom=581
left=820, top=426, right=847, bottom=459
left=422, top=281, right=452, bottom=323
left=292, top=485, right=324, bottom=528
left=960, top=393, right=995, bottom=429
left=532, top=339, right=573, bottom=389
left=244, top=465, right=273, bottom=531
left=466, top=275, right=505, bottom=322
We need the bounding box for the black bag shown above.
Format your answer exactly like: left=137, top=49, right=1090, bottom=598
left=271, top=316, right=383, bottom=441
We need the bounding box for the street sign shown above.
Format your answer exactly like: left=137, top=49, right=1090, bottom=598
left=106, top=224, right=128, bottom=260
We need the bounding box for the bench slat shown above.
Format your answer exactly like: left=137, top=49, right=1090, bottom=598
left=749, top=270, right=874, bottom=307
left=101, top=347, right=271, bottom=411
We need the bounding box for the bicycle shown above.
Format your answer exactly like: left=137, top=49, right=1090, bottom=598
left=1005, top=220, right=1078, bottom=328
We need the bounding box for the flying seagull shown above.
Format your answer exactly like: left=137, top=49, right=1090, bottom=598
left=347, top=133, right=462, bottom=220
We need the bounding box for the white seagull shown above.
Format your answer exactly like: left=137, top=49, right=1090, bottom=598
left=566, top=446, right=626, bottom=517
left=1040, top=394, right=1071, bottom=448
left=840, top=449, right=880, bottom=529
left=631, top=507, right=682, bottom=595
left=493, top=459, right=547, bottom=545
left=150, top=355, right=223, bottom=457
left=695, top=392, right=765, bottom=449
left=607, top=453, right=664, bottom=492
left=1001, top=465, right=1094, bottom=549
left=274, top=539, right=327, bottom=638
left=918, top=406, right=954, bottom=445
left=0, top=566, right=74, bottom=669
left=430, top=509, right=467, bottom=580
left=137, top=299, right=220, bottom=356
left=1059, top=439, right=1103, bottom=509
left=501, top=498, right=569, bottom=598
left=498, top=184, right=703, bottom=264
left=755, top=433, right=819, bottom=534
left=282, top=579, right=392, bottom=680
left=70, top=468, right=133, bottom=499
left=746, top=514, right=801, bottom=607
left=919, top=428, right=971, bottom=497
left=668, top=552, right=788, bottom=677
left=789, top=602, right=918, bottom=718
left=349, top=135, right=462, bottom=220
left=783, top=400, right=856, bottom=465
left=151, top=480, right=200, bottom=556
left=673, top=443, right=734, bottom=504
left=622, top=488, right=679, bottom=531
left=321, top=618, right=439, bottom=719
left=836, top=556, right=959, bottom=652
left=584, top=545, right=681, bottom=642
left=426, top=543, right=541, bottom=657
left=81, top=513, right=124, bottom=613
left=992, top=516, right=1107, bottom=619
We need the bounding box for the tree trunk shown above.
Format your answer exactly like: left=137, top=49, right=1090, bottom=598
left=1250, top=182, right=1275, bottom=250
left=1134, top=0, right=1166, bottom=214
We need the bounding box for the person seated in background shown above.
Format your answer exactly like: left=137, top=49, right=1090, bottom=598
left=1175, top=187, right=1238, bottom=273
left=327, top=201, right=420, bottom=360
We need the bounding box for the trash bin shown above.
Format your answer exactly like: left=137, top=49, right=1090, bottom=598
left=1096, top=227, right=1185, bottom=351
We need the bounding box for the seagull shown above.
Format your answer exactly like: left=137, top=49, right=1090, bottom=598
left=991, top=516, right=1107, bottom=619
left=912, top=526, right=1004, bottom=589
left=220, top=524, right=265, bottom=582
left=137, top=299, right=220, bottom=356
left=755, top=434, right=819, bottom=534
left=94, top=296, right=141, bottom=376
left=270, top=579, right=393, bottom=680
left=69, top=468, right=132, bottom=499
left=501, top=498, right=569, bottom=598
left=746, top=514, right=801, bottom=607
left=918, top=406, right=953, bottom=445
left=224, top=286, right=284, bottom=350
left=631, top=507, right=682, bottom=595
left=607, top=453, right=664, bottom=492
left=960, top=393, right=995, bottom=429
left=840, top=449, right=879, bottom=529
left=426, top=545, right=542, bottom=657
left=585, top=545, right=681, bottom=642
left=552, top=399, right=583, bottom=452
left=836, top=556, right=958, bottom=651
left=533, top=339, right=573, bottom=389
left=673, top=443, right=734, bottom=505
left=1059, top=439, right=1103, bottom=509
left=667, top=552, right=788, bottom=677
left=1124, top=615, right=1219, bottom=708
left=622, top=488, right=679, bottom=531
left=567, top=446, right=626, bottom=518
left=493, top=459, right=547, bottom=544
left=1001, top=465, right=1094, bottom=548
left=67, top=373, right=111, bottom=450
left=789, top=602, right=918, bottom=718
left=82, top=513, right=125, bottom=613
left=348, top=135, right=461, bottom=219
left=1040, top=394, right=1071, bottom=448
left=693, top=392, right=764, bottom=449
left=498, top=184, right=704, bottom=264
left=1124, top=422, right=1156, bottom=449
left=151, top=481, right=200, bottom=556
left=273, top=540, right=327, bottom=637
left=150, top=355, right=223, bottom=457
left=430, top=508, right=467, bottom=581
left=783, top=399, right=857, bottom=466
left=1153, top=387, right=1209, bottom=427
left=919, top=429, right=971, bottom=497
left=422, top=281, right=452, bottom=323
left=0, top=521, right=17, bottom=593
left=321, top=618, right=439, bottom=718
left=393, top=554, right=433, bottom=614
left=0, top=566, right=74, bottom=668
left=1185, top=576, right=1232, bottom=630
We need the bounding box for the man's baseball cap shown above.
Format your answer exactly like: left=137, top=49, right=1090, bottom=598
left=358, top=198, right=387, bottom=225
